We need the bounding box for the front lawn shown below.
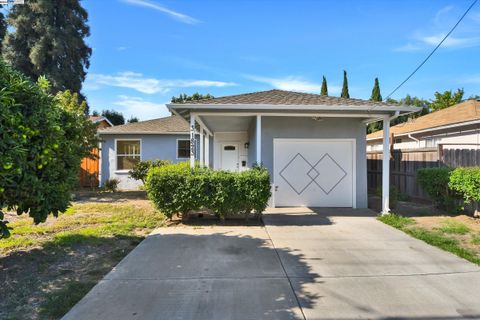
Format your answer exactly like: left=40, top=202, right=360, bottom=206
left=0, top=192, right=165, bottom=320
left=378, top=214, right=480, bottom=265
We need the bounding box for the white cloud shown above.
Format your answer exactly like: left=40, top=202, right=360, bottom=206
left=245, top=75, right=341, bottom=94
left=86, top=72, right=236, bottom=94
left=434, top=5, right=454, bottom=25
left=121, top=0, right=200, bottom=25
left=117, top=46, right=128, bottom=51
left=114, top=95, right=171, bottom=120
left=393, top=43, right=423, bottom=52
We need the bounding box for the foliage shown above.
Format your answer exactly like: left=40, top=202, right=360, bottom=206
left=127, top=116, right=139, bottom=123
left=0, top=6, right=5, bottom=55
left=430, top=89, right=464, bottom=111
left=417, top=167, right=460, bottom=212
left=101, top=109, right=125, bottom=125
left=3, top=0, right=92, bottom=96
left=375, top=185, right=398, bottom=209
left=449, top=167, right=480, bottom=204
left=320, top=76, right=328, bottom=96
left=341, top=70, right=350, bottom=99
left=129, top=159, right=172, bottom=184
left=438, top=219, right=470, bottom=235
left=377, top=214, right=415, bottom=229
left=145, top=163, right=271, bottom=219
left=370, top=77, right=382, bottom=102
left=103, top=178, right=120, bottom=192
left=0, top=61, right=98, bottom=238
left=171, top=92, right=214, bottom=103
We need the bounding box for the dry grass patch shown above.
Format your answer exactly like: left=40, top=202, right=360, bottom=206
left=0, top=194, right=165, bottom=320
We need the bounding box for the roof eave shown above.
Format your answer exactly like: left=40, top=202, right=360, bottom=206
left=98, top=131, right=189, bottom=135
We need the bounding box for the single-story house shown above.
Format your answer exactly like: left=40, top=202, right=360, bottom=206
left=367, top=99, right=480, bottom=151
left=89, top=115, right=113, bottom=129
left=99, top=90, right=418, bottom=212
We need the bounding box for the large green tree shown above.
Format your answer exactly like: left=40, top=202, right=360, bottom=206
left=430, top=89, right=464, bottom=111
left=370, top=78, right=382, bottom=102
left=171, top=92, right=214, bottom=103
left=3, top=0, right=92, bottom=96
left=0, top=60, right=98, bottom=237
left=101, top=109, right=125, bottom=126
left=0, top=6, right=6, bottom=55
left=341, top=70, right=350, bottom=99
left=320, top=76, right=328, bottom=96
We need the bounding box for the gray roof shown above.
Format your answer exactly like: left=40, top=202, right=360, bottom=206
left=171, top=89, right=392, bottom=107
left=98, top=116, right=189, bottom=134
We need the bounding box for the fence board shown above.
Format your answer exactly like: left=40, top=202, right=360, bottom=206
left=79, top=148, right=99, bottom=188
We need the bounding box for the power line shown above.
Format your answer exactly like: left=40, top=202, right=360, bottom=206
left=384, top=0, right=478, bottom=100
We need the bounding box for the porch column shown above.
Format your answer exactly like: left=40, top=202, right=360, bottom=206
left=256, top=115, right=261, bottom=165
left=190, top=115, right=196, bottom=168
left=199, top=126, right=204, bottom=168
left=205, top=134, right=210, bottom=168
left=382, top=116, right=390, bottom=215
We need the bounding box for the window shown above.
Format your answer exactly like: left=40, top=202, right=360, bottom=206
left=224, top=145, right=236, bottom=151
left=177, top=140, right=190, bottom=158
left=116, top=140, right=141, bottom=170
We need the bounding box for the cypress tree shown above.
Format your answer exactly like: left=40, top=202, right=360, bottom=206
left=370, top=77, right=382, bottom=101
left=3, top=0, right=92, bottom=95
left=320, top=76, right=328, bottom=96
left=341, top=70, right=350, bottom=98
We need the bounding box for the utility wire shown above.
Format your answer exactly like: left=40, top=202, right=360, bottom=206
left=384, top=0, right=478, bottom=101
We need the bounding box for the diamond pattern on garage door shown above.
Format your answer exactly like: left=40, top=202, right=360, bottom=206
left=279, top=153, right=347, bottom=195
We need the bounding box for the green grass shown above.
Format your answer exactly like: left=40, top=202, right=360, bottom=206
left=39, top=280, right=96, bottom=319
left=472, top=233, right=480, bottom=245
left=378, top=213, right=480, bottom=266
left=437, top=219, right=471, bottom=235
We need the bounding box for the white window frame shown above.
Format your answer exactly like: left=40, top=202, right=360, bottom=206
left=176, top=138, right=191, bottom=159
left=115, top=139, right=142, bottom=172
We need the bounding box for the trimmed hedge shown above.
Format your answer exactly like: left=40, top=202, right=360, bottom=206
left=449, top=167, right=480, bottom=217
left=145, top=162, right=271, bottom=219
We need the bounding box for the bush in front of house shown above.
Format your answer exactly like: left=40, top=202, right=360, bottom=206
left=129, top=159, right=172, bottom=184
left=449, top=167, right=480, bottom=217
left=417, top=167, right=460, bottom=213
left=145, top=162, right=271, bottom=219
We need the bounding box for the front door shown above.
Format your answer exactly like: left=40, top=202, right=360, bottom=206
left=221, top=143, right=239, bottom=172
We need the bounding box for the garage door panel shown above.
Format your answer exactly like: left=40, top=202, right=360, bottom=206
left=274, top=140, right=354, bottom=207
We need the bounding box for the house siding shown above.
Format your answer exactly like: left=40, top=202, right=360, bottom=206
left=100, top=133, right=196, bottom=190
left=260, top=117, right=368, bottom=208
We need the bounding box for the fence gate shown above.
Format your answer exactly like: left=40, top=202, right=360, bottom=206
left=79, top=148, right=99, bottom=188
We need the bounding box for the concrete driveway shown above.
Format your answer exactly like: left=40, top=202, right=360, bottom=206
left=63, top=208, right=480, bottom=320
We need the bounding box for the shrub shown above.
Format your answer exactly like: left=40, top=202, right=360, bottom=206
left=375, top=185, right=398, bottom=209
left=104, top=178, right=120, bottom=192
left=417, top=167, right=460, bottom=212
left=145, top=163, right=271, bottom=219
left=129, top=159, right=172, bottom=184
left=0, top=61, right=98, bottom=238
left=449, top=167, right=480, bottom=217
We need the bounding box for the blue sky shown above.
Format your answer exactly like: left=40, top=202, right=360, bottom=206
left=82, top=0, right=480, bottom=120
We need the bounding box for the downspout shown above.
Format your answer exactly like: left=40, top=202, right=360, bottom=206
left=407, top=133, right=420, bottom=148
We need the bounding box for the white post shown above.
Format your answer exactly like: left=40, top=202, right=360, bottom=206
left=199, top=126, right=204, bottom=168
left=190, top=115, right=196, bottom=168
left=256, top=115, right=262, bottom=165
left=205, top=134, right=210, bottom=168
left=382, top=116, right=390, bottom=215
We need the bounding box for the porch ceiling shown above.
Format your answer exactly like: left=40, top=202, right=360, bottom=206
left=200, top=115, right=254, bottom=132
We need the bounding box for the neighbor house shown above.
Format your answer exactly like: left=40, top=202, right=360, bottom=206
left=99, top=90, right=418, bottom=212
left=367, top=99, right=480, bottom=151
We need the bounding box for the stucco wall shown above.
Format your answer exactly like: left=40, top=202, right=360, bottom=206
left=260, top=117, right=368, bottom=208
left=100, top=133, right=197, bottom=190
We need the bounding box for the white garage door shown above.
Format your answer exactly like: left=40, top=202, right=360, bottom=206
left=274, top=139, right=355, bottom=207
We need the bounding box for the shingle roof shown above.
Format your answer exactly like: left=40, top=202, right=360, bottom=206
left=173, top=89, right=395, bottom=107
left=367, top=100, right=480, bottom=140
left=98, top=115, right=189, bottom=134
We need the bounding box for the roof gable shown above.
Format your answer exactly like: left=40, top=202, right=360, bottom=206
left=98, top=115, right=189, bottom=134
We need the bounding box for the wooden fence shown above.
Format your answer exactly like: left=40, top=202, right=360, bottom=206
left=367, top=147, right=480, bottom=200
left=79, top=148, right=99, bottom=188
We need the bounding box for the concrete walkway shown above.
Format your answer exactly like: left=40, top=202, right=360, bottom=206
left=63, top=208, right=480, bottom=320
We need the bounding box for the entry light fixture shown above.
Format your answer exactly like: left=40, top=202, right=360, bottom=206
left=244, top=142, right=250, bottom=149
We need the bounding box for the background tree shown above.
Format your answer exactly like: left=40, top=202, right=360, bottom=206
left=370, top=78, right=382, bottom=102
left=430, top=89, right=464, bottom=111
left=341, top=70, right=350, bottom=98
left=101, top=109, right=125, bottom=126
left=0, top=61, right=98, bottom=237
left=171, top=92, right=214, bottom=103
left=127, top=116, right=139, bottom=123
left=3, top=0, right=92, bottom=97
left=0, top=6, right=5, bottom=55
left=320, top=76, right=328, bottom=96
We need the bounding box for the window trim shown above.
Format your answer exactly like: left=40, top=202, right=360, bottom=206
left=115, top=138, right=142, bottom=172
left=176, top=138, right=191, bottom=159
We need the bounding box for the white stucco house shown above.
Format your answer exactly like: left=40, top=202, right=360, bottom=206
left=99, top=90, right=418, bottom=213
left=367, top=99, right=480, bottom=151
